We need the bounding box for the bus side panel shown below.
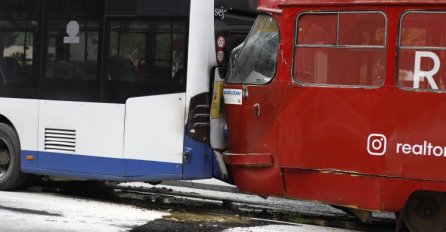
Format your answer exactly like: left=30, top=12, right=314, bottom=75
left=35, top=101, right=125, bottom=176
left=185, top=0, right=215, bottom=112
left=123, top=94, right=185, bottom=179
left=182, top=134, right=213, bottom=179
left=181, top=0, right=216, bottom=179
left=0, top=99, right=40, bottom=169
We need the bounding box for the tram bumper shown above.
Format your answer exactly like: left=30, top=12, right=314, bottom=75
left=222, top=152, right=285, bottom=197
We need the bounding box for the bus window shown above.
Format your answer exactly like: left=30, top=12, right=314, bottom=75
left=0, top=0, right=40, bottom=98
left=106, top=20, right=187, bottom=103
left=294, top=12, right=386, bottom=87
left=398, top=12, right=446, bottom=91
left=41, top=0, right=103, bottom=101
left=226, top=15, right=279, bottom=85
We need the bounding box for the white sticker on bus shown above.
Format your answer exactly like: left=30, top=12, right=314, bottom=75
left=223, top=89, right=242, bottom=105
left=64, top=21, right=80, bottom=44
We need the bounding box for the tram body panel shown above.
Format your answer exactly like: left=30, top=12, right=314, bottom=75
left=224, top=1, right=446, bottom=213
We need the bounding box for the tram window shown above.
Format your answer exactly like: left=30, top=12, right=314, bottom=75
left=0, top=0, right=40, bottom=98
left=105, top=20, right=187, bottom=103
left=297, top=14, right=336, bottom=45
left=338, top=13, right=386, bottom=46
left=294, top=12, right=386, bottom=87
left=398, top=12, right=446, bottom=91
left=226, top=15, right=279, bottom=85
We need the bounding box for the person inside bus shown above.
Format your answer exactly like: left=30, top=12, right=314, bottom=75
left=109, top=55, right=136, bottom=81
left=109, top=49, right=145, bottom=81
left=126, top=49, right=144, bottom=80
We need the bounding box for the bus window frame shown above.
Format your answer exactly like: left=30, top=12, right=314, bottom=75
left=292, top=10, right=388, bottom=89
left=397, top=10, right=446, bottom=93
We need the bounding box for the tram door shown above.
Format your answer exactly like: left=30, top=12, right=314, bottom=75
left=223, top=15, right=282, bottom=194
left=224, top=15, right=280, bottom=155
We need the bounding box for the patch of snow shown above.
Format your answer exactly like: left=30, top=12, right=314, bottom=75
left=224, top=224, right=352, bottom=232
left=125, top=182, right=395, bottom=220
left=122, top=182, right=347, bottom=217
left=180, top=178, right=235, bottom=187
left=0, top=191, right=165, bottom=232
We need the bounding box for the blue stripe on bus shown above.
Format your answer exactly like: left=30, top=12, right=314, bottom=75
left=20, top=150, right=182, bottom=181
left=182, top=134, right=213, bottom=180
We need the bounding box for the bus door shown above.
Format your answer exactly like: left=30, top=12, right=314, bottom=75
left=111, top=0, right=226, bottom=181
left=106, top=0, right=194, bottom=180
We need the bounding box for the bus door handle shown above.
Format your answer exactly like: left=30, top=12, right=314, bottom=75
left=253, top=103, right=260, bottom=118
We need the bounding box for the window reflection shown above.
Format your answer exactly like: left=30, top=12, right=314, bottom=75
left=0, top=10, right=40, bottom=98
left=294, top=12, right=386, bottom=87
left=106, top=20, right=187, bottom=103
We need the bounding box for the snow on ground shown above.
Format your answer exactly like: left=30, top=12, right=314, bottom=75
left=121, top=183, right=356, bottom=232
left=225, top=224, right=352, bottom=232
left=180, top=178, right=235, bottom=187
left=0, top=190, right=165, bottom=232
left=155, top=179, right=395, bottom=220
left=0, top=180, right=387, bottom=232
left=121, top=182, right=348, bottom=218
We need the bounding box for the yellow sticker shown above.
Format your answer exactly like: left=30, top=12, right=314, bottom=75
left=211, top=81, right=224, bottom=119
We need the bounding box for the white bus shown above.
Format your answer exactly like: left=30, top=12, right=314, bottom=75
left=0, top=0, right=255, bottom=189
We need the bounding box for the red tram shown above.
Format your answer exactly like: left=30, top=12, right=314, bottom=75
left=222, top=0, right=446, bottom=230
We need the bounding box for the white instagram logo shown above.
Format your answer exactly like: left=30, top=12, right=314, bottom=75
left=367, top=134, right=387, bottom=156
